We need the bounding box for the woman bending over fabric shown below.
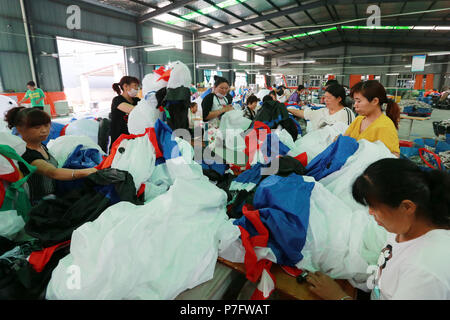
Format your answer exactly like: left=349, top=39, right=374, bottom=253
left=343, top=80, right=400, bottom=156
left=5, top=107, right=97, bottom=205
left=201, top=76, right=234, bottom=146
left=288, top=84, right=355, bottom=131
left=303, top=158, right=450, bottom=300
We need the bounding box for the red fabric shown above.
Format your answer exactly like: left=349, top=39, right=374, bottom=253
left=280, top=265, right=304, bottom=277
left=229, top=164, right=244, bottom=176
left=0, top=156, right=20, bottom=183
left=244, top=122, right=271, bottom=170
left=0, top=182, right=5, bottom=208
left=96, top=127, right=162, bottom=170
left=250, top=267, right=276, bottom=300
left=28, top=240, right=71, bottom=273
left=137, top=183, right=145, bottom=198
left=294, top=152, right=308, bottom=167
left=399, top=140, right=413, bottom=148
left=60, top=123, right=70, bottom=136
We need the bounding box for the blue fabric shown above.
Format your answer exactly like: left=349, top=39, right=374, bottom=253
left=62, top=145, right=102, bottom=169
left=413, top=138, right=436, bottom=148
left=233, top=174, right=315, bottom=266
left=154, top=119, right=181, bottom=162
left=232, top=163, right=265, bottom=188
left=260, top=133, right=290, bottom=163
left=435, top=141, right=450, bottom=154
left=201, top=161, right=229, bottom=175
left=93, top=184, right=120, bottom=204
left=201, top=88, right=212, bottom=99
left=306, top=135, right=359, bottom=181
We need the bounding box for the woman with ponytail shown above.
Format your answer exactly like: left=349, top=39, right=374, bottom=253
left=344, top=80, right=400, bottom=156
left=303, top=158, right=450, bottom=300
left=4, top=107, right=97, bottom=205
left=110, top=76, right=141, bottom=145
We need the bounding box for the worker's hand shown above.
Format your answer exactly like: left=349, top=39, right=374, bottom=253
left=222, top=105, right=233, bottom=113
left=305, top=271, right=349, bottom=300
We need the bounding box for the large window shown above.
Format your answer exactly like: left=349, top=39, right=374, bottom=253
left=152, top=27, right=183, bottom=50
left=233, top=49, right=247, bottom=62
left=201, top=40, right=222, bottom=57
left=255, top=54, right=264, bottom=65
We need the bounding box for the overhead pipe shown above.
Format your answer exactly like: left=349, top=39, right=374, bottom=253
left=20, top=0, right=37, bottom=85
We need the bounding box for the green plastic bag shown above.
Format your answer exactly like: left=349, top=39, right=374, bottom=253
left=0, top=145, right=36, bottom=222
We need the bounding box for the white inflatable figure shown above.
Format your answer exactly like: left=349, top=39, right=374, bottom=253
left=0, top=95, right=18, bottom=133
left=167, top=61, right=192, bottom=89
left=128, top=66, right=170, bottom=135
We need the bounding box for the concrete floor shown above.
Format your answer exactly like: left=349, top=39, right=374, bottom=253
left=398, top=109, right=450, bottom=141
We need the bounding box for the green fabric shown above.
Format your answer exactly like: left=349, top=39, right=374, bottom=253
left=0, top=145, right=36, bottom=222
left=24, top=88, right=45, bottom=107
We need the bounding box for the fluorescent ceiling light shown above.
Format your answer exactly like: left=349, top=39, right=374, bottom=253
left=386, top=73, right=400, bottom=76
left=196, top=63, right=216, bottom=68
left=428, top=51, right=450, bottom=56
left=238, top=62, right=260, bottom=65
left=218, top=34, right=265, bottom=44
left=144, top=45, right=176, bottom=52
left=434, top=26, right=450, bottom=30
left=404, top=64, right=431, bottom=67
left=288, top=60, right=316, bottom=64
left=413, top=26, right=435, bottom=30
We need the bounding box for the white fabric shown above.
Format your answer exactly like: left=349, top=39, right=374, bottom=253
left=167, top=61, right=191, bottom=89
left=47, top=135, right=104, bottom=168
left=218, top=110, right=251, bottom=153
left=0, top=95, right=17, bottom=133
left=127, top=98, right=161, bottom=135
left=297, top=177, right=387, bottom=282
left=304, top=107, right=354, bottom=131
left=319, top=139, right=396, bottom=212
left=110, top=134, right=156, bottom=190
left=0, top=133, right=26, bottom=155
left=0, top=154, right=15, bottom=176
left=287, top=122, right=348, bottom=162
left=370, top=230, right=450, bottom=300
left=46, top=159, right=237, bottom=300
left=0, top=210, right=25, bottom=240
left=64, top=119, right=99, bottom=145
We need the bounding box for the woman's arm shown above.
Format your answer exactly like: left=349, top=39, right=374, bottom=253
left=205, top=105, right=233, bottom=121
left=287, top=108, right=305, bottom=119
left=31, top=159, right=97, bottom=181
left=117, top=102, right=135, bottom=114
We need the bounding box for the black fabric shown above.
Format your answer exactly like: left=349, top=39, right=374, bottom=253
left=164, top=87, right=191, bottom=132
left=201, top=92, right=232, bottom=121
left=24, top=168, right=141, bottom=247
left=254, top=100, right=290, bottom=129
left=110, top=95, right=140, bottom=145
left=97, top=117, right=111, bottom=154
left=243, top=105, right=256, bottom=121
left=279, top=118, right=299, bottom=142
left=0, top=239, right=70, bottom=300
left=19, top=144, right=58, bottom=206
left=275, top=155, right=307, bottom=177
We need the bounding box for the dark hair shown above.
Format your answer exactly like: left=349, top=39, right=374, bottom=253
left=4, top=106, right=51, bottom=130
left=263, top=94, right=274, bottom=102
left=246, top=94, right=259, bottom=105
left=112, top=76, right=140, bottom=95
left=213, top=75, right=229, bottom=87
left=27, top=81, right=36, bottom=87
left=350, top=80, right=400, bottom=129
left=297, top=85, right=305, bottom=91
left=352, top=158, right=450, bottom=228
left=325, top=84, right=347, bottom=108
left=190, top=102, right=197, bottom=108
left=325, top=79, right=339, bottom=87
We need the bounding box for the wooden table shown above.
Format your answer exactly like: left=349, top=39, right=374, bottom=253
left=218, top=257, right=357, bottom=300
left=400, top=115, right=431, bottom=140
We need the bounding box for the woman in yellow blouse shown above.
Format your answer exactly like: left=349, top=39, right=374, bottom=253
left=344, top=80, right=400, bottom=156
